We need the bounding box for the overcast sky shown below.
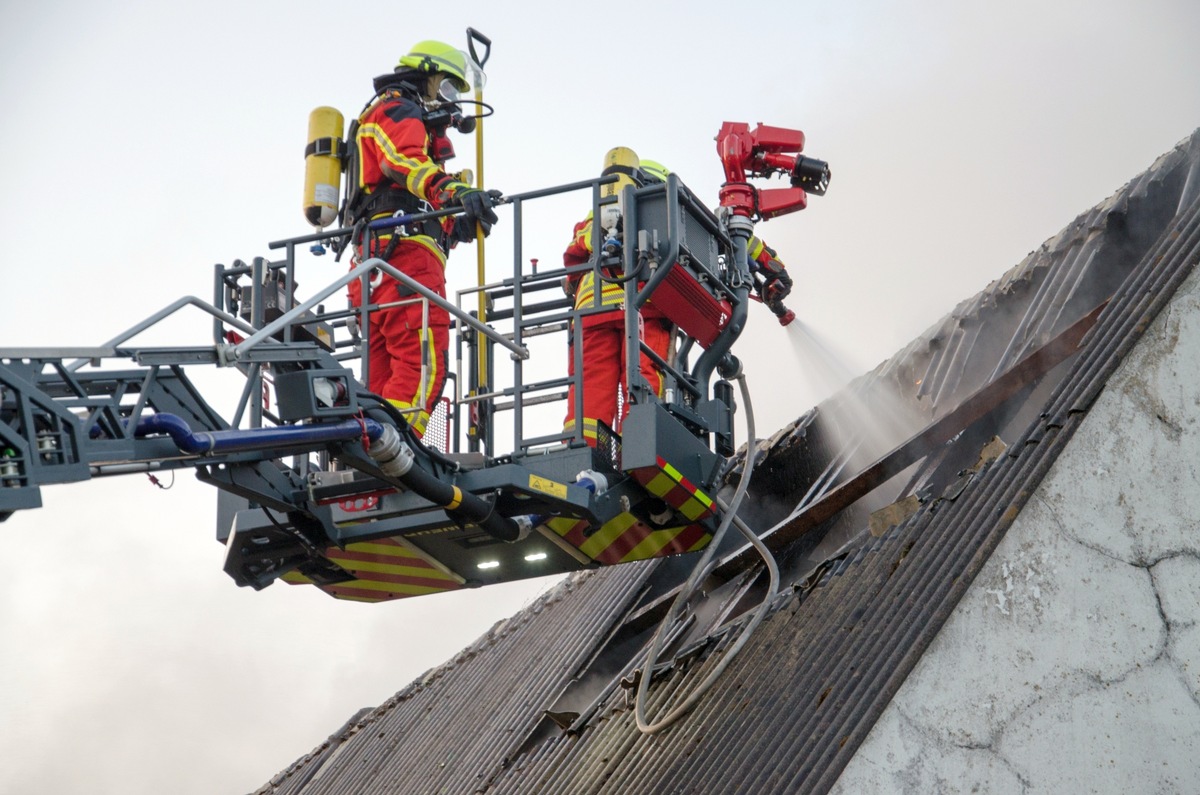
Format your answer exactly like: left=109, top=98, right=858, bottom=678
left=2, top=1, right=1198, bottom=793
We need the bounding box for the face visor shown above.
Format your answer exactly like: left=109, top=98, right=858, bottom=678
left=425, top=73, right=465, bottom=105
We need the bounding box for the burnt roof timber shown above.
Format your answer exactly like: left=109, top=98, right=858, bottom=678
left=621, top=298, right=1106, bottom=636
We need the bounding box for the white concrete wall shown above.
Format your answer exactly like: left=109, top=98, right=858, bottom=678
left=832, top=266, right=1200, bottom=794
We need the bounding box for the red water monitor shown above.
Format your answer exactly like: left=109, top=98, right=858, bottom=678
left=716, top=122, right=830, bottom=220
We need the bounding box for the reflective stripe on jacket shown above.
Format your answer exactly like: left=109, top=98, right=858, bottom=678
left=353, top=90, right=472, bottom=266
left=564, top=213, right=624, bottom=311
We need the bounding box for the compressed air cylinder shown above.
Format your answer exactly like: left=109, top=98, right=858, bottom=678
left=303, top=106, right=345, bottom=229
left=599, top=146, right=639, bottom=232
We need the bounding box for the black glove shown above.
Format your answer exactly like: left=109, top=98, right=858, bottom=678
left=759, top=258, right=792, bottom=304
left=451, top=188, right=499, bottom=243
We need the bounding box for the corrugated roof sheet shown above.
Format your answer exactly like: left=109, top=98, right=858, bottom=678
left=259, top=563, right=655, bottom=794
left=255, top=128, right=1200, bottom=795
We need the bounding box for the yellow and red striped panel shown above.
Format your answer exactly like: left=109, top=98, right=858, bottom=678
left=281, top=536, right=463, bottom=603
left=629, top=456, right=716, bottom=522
left=546, top=513, right=710, bottom=566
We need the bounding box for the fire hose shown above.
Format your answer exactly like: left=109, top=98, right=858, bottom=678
left=634, top=372, right=781, bottom=734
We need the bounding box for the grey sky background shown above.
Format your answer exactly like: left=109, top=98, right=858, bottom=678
left=1, top=1, right=1198, bottom=793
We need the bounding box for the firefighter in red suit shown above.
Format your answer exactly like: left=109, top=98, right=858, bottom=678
left=561, top=149, right=673, bottom=446
left=344, top=41, right=498, bottom=439
left=562, top=155, right=793, bottom=446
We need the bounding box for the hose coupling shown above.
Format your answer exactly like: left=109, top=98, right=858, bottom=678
left=367, top=424, right=415, bottom=478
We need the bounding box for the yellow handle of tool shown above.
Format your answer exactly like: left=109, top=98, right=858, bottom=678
left=474, top=81, right=488, bottom=410
left=465, top=26, right=493, bottom=444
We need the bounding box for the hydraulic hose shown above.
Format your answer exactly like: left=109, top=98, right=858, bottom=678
left=634, top=373, right=781, bottom=734
left=135, top=413, right=519, bottom=542
left=134, top=413, right=384, bottom=455
left=693, top=219, right=753, bottom=391
left=369, top=423, right=519, bottom=542
left=354, top=387, right=492, bottom=472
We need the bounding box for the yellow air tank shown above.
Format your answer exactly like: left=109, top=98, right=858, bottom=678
left=599, top=146, right=639, bottom=233
left=303, top=106, right=345, bottom=229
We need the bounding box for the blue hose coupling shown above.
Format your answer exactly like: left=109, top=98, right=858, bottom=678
left=575, top=469, right=609, bottom=495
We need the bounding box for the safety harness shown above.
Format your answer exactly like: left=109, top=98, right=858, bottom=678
left=334, top=87, right=450, bottom=260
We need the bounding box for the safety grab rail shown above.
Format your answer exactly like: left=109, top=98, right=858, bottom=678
left=263, top=176, right=619, bottom=253
left=61, top=296, right=258, bottom=373
left=228, top=256, right=529, bottom=361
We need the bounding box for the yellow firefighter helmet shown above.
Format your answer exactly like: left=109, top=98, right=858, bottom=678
left=396, top=40, right=472, bottom=93
left=640, top=160, right=670, bottom=184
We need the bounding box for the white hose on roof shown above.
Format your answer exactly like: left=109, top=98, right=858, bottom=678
left=634, top=373, right=782, bottom=734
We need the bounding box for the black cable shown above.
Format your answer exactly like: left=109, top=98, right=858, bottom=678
left=598, top=251, right=649, bottom=286
left=452, top=97, right=494, bottom=122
